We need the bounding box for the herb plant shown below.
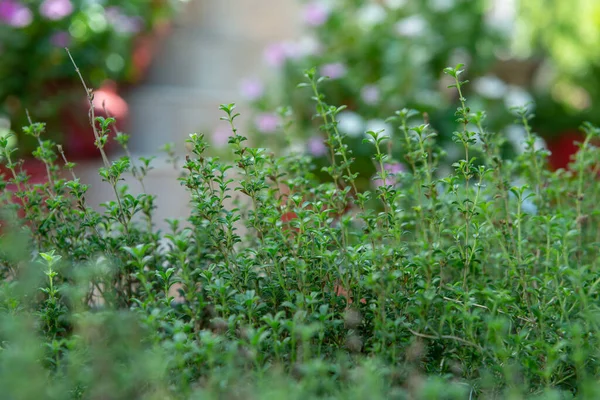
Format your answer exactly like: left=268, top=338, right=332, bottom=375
left=1, top=61, right=600, bottom=399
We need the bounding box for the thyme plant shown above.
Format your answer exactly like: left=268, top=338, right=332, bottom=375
left=1, top=63, right=599, bottom=399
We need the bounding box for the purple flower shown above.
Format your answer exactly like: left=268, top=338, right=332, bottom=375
left=211, top=125, right=231, bottom=148
left=106, top=6, right=143, bottom=34
left=307, top=136, right=327, bottom=156
left=303, top=2, right=329, bottom=26
left=0, top=0, right=32, bottom=27
left=320, top=62, right=347, bottom=79
left=39, top=0, right=73, bottom=21
left=240, top=78, right=264, bottom=101
left=384, top=162, right=405, bottom=174
left=255, top=113, right=279, bottom=133
left=49, top=31, right=70, bottom=47
left=361, top=85, right=380, bottom=105
left=264, top=42, right=295, bottom=68
left=372, top=162, right=405, bottom=189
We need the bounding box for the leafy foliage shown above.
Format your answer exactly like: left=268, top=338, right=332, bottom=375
left=1, top=63, right=600, bottom=399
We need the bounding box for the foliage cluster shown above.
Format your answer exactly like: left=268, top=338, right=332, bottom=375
left=1, top=63, right=600, bottom=399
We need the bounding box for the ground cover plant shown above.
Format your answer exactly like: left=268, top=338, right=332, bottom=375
left=1, top=60, right=600, bottom=399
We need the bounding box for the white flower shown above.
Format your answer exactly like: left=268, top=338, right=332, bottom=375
left=410, top=47, right=432, bottom=64
left=505, top=124, right=546, bottom=154
left=365, top=119, right=393, bottom=139
left=357, top=3, right=387, bottom=30
left=285, top=140, right=306, bottom=156
left=337, top=111, right=365, bottom=137
left=533, top=136, right=548, bottom=152
left=384, top=0, right=407, bottom=9
left=395, top=15, right=428, bottom=37
left=473, top=75, right=507, bottom=99
left=485, top=0, right=517, bottom=33
left=429, top=0, right=455, bottom=12
left=295, top=35, right=322, bottom=57
left=0, top=117, right=17, bottom=150
left=448, top=47, right=472, bottom=69
left=0, top=116, right=10, bottom=133
left=504, top=86, right=534, bottom=111
left=505, top=124, right=526, bottom=149
left=521, top=199, right=538, bottom=215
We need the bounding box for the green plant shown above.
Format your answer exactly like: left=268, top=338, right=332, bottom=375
left=1, top=61, right=600, bottom=399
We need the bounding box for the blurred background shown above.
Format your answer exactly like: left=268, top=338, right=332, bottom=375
left=1, top=0, right=599, bottom=228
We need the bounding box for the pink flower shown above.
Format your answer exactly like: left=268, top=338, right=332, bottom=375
left=361, top=85, right=380, bottom=105
left=372, top=162, right=405, bottom=189
left=106, top=6, right=143, bottom=34
left=255, top=113, right=280, bottom=133
left=240, top=78, right=264, bottom=101
left=0, top=0, right=32, bottom=27
left=49, top=31, right=70, bottom=47
left=303, top=2, right=329, bottom=26
left=320, top=62, right=347, bottom=79
left=39, top=0, right=73, bottom=21
left=307, top=136, right=327, bottom=156
left=384, top=162, right=405, bottom=174
left=264, top=42, right=295, bottom=68
left=211, top=125, right=231, bottom=148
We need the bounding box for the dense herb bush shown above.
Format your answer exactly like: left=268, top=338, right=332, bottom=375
left=1, top=63, right=600, bottom=399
